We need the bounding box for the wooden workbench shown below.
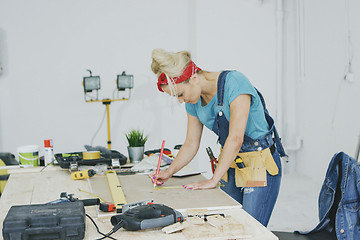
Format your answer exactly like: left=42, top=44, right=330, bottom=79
left=0, top=166, right=278, bottom=239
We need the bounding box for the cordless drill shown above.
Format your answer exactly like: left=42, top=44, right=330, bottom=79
left=110, top=204, right=183, bottom=231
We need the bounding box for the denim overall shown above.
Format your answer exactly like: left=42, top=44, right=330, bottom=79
left=212, top=71, right=285, bottom=227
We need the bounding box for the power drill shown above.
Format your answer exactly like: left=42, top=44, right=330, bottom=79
left=110, top=204, right=183, bottom=231
left=47, top=192, right=100, bottom=206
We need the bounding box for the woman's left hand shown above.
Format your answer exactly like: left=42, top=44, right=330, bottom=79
left=183, top=178, right=218, bottom=190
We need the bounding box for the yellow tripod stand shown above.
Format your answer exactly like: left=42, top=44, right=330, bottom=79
left=83, top=70, right=133, bottom=150
left=86, top=98, right=128, bottom=150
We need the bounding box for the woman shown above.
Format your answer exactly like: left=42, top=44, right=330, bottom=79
left=149, top=49, right=286, bottom=226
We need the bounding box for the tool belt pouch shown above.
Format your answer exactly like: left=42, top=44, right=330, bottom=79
left=221, top=148, right=279, bottom=187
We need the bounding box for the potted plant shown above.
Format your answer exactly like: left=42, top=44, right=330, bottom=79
left=125, top=129, right=148, bottom=163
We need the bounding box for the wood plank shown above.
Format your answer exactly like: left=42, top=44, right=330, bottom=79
left=90, top=174, right=240, bottom=210
left=84, top=207, right=277, bottom=240
left=0, top=168, right=94, bottom=229
left=0, top=167, right=278, bottom=240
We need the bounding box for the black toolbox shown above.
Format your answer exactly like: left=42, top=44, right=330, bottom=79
left=55, top=150, right=127, bottom=169
left=2, top=202, right=85, bottom=240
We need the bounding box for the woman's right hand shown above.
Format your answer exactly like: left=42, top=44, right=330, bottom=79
left=148, top=169, right=172, bottom=185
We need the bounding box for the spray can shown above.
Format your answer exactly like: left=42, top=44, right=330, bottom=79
left=44, top=139, right=54, bottom=166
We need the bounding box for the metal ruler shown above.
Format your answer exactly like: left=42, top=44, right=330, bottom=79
left=106, top=170, right=127, bottom=213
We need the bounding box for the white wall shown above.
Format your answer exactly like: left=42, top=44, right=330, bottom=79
left=0, top=0, right=359, bottom=185
left=0, top=0, right=195, bottom=153
left=0, top=0, right=278, bottom=175
left=282, top=0, right=360, bottom=185
left=192, top=0, right=279, bottom=175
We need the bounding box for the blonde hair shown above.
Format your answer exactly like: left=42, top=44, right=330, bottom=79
left=151, top=49, right=191, bottom=78
left=151, top=49, right=192, bottom=96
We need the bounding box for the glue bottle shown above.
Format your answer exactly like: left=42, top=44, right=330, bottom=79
left=44, top=139, right=54, bottom=166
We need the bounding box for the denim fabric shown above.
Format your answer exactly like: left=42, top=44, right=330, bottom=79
left=255, top=89, right=286, bottom=157
left=185, top=71, right=269, bottom=139
left=213, top=71, right=286, bottom=157
left=220, top=149, right=282, bottom=226
left=213, top=71, right=283, bottom=227
left=300, top=152, right=360, bottom=240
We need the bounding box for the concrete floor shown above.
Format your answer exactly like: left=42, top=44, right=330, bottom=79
left=268, top=172, right=324, bottom=232
left=200, top=158, right=325, bottom=233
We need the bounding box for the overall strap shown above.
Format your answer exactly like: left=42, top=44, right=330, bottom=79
left=217, top=71, right=231, bottom=107
left=255, top=88, right=287, bottom=157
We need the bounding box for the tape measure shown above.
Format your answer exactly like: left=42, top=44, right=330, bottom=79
left=154, top=183, right=225, bottom=190
left=153, top=185, right=185, bottom=190
left=83, top=151, right=100, bottom=160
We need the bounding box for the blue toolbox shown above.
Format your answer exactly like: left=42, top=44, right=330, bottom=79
left=2, top=202, right=85, bottom=240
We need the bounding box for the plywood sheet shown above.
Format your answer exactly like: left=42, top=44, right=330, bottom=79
left=89, top=173, right=240, bottom=210
left=0, top=167, right=278, bottom=240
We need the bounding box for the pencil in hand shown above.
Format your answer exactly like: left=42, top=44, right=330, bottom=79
left=154, top=140, right=165, bottom=187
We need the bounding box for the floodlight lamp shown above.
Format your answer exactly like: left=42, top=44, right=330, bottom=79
left=83, top=69, right=101, bottom=93
left=117, top=71, right=134, bottom=91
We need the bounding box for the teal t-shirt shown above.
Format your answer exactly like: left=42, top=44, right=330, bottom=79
left=185, top=71, right=269, bottom=140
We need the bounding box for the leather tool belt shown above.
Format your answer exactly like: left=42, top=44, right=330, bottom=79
left=219, top=147, right=279, bottom=187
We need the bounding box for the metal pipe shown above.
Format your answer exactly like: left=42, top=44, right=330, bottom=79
left=355, top=134, right=360, bottom=162
left=285, top=136, right=303, bottom=152
left=297, top=0, right=306, bottom=81
left=276, top=0, right=284, bottom=135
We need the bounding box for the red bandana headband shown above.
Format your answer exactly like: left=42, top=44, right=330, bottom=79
left=157, top=61, right=201, bottom=92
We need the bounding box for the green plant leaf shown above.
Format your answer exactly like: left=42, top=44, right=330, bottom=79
left=125, top=129, right=148, bottom=147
